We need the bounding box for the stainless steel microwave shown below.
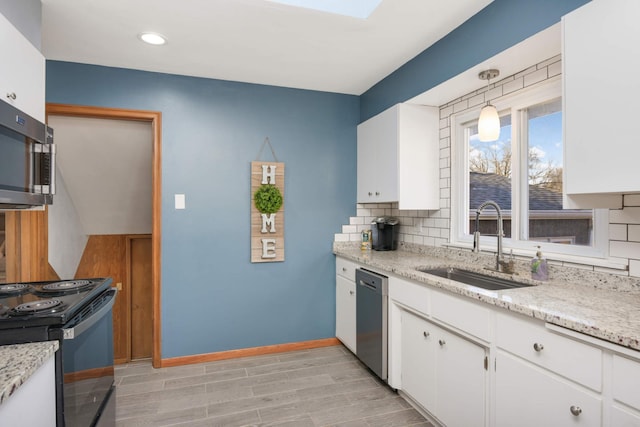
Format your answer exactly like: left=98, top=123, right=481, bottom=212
left=0, top=101, right=55, bottom=209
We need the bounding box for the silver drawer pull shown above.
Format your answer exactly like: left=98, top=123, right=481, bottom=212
left=342, top=267, right=347, bottom=272
left=439, top=339, right=446, bottom=346
left=533, top=343, right=544, bottom=352
left=423, top=331, right=429, bottom=338
left=570, top=406, right=582, bottom=416
left=6, top=92, right=16, bottom=100
left=349, top=290, right=354, bottom=295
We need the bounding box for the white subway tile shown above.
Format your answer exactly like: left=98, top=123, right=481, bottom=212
left=334, top=233, right=349, bottom=242
left=629, top=259, right=640, bottom=278
left=453, top=99, right=468, bottom=113
left=515, top=65, right=537, bottom=79
left=594, top=266, right=628, bottom=276
left=487, top=86, right=502, bottom=100
left=439, top=127, right=450, bottom=139
left=609, top=223, right=627, bottom=241
left=524, top=68, right=547, bottom=87
left=538, top=55, right=561, bottom=68
left=548, top=61, right=561, bottom=77
left=342, top=225, right=357, bottom=234
left=629, top=225, right=640, bottom=242
left=350, top=217, right=364, bottom=225
left=503, top=77, right=524, bottom=95
left=468, top=94, right=485, bottom=108
left=610, top=207, right=640, bottom=224
left=610, top=240, right=640, bottom=259
left=439, top=118, right=449, bottom=129
left=440, top=105, right=453, bottom=119
left=624, top=195, right=640, bottom=207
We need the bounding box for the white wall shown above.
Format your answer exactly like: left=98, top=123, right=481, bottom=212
left=48, top=168, right=87, bottom=280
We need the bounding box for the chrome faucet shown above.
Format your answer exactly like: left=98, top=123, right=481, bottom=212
left=473, top=200, right=513, bottom=273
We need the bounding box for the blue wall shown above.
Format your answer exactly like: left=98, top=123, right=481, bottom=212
left=46, top=62, right=359, bottom=358
left=360, top=0, right=590, bottom=121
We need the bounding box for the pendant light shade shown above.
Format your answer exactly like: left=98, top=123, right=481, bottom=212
left=477, top=69, right=501, bottom=142
left=478, top=103, right=500, bottom=142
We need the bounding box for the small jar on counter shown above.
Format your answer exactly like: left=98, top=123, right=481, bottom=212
left=361, top=229, right=372, bottom=251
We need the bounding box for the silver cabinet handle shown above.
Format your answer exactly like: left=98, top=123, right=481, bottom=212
left=533, top=343, right=544, bottom=352
left=439, top=339, right=446, bottom=346
left=6, top=92, right=16, bottom=100
left=570, top=406, right=582, bottom=416
left=349, top=290, right=354, bottom=295
left=342, top=267, right=347, bottom=272
left=423, top=331, right=429, bottom=338
left=368, top=192, right=372, bottom=196
left=375, top=191, right=380, bottom=196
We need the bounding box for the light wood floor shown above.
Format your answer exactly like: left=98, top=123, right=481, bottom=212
left=114, top=345, right=433, bottom=427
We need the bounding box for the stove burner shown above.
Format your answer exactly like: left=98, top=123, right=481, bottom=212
left=41, top=280, right=93, bottom=293
left=13, top=299, right=63, bottom=314
left=0, top=283, right=30, bottom=295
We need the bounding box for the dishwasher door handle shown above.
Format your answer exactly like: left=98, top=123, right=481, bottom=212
left=358, top=279, right=377, bottom=291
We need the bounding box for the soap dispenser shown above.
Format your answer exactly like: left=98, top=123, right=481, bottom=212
left=531, top=246, right=548, bottom=281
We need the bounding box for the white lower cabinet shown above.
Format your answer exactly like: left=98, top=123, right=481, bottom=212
left=335, top=275, right=356, bottom=352
left=345, top=258, right=640, bottom=426
left=401, top=308, right=487, bottom=427
left=335, top=257, right=358, bottom=353
left=495, top=351, right=602, bottom=427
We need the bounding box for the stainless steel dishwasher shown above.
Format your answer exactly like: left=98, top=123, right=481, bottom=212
left=355, top=268, right=388, bottom=381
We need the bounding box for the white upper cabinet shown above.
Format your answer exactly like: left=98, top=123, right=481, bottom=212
left=562, top=0, right=640, bottom=208
left=357, top=103, right=440, bottom=210
left=0, top=12, right=45, bottom=122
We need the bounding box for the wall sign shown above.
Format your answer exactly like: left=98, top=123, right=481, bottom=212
left=251, top=160, right=285, bottom=262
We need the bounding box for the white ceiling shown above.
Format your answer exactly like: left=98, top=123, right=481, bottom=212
left=40, top=0, right=493, bottom=95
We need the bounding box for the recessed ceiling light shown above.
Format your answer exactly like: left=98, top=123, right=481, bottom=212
left=138, top=32, right=167, bottom=46
left=266, top=0, right=382, bottom=19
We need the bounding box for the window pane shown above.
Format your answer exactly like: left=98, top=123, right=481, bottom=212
left=527, top=99, right=593, bottom=246
left=468, top=115, right=512, bottom=238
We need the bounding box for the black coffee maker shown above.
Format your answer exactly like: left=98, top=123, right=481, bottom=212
left=371, top=217, right=399, bottom=251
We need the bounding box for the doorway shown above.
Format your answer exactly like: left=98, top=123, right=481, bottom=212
left=46, top=104, right=162, bottom=367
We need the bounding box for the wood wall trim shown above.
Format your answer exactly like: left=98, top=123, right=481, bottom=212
left=64, top=366, right=114, bottom=383
left=46, top=103, right=162, bottom=368
left=159, top=338, right=341, bottom=368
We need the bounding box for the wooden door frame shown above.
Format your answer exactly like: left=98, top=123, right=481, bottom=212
left=46, top=104, right=163, bottom=368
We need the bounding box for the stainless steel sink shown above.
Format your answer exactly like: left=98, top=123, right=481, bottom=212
left=418, top=267, right=534, bottom=290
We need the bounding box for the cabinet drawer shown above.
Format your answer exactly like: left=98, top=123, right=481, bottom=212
left=612, top=354, right=640, bottom=410
left=336, top=257, right=358, bottom=281
left=389, top=276, right=430, bottom=316
left=431, top=290, right=490, bottom=341
left=496, top=312, right=602, bottom=391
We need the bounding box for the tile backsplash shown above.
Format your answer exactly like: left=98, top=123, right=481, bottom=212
left=335, top=55, right=640, bottom=278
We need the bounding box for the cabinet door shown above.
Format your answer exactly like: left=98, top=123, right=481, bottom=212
left=435, top=327, right=486, bottom=427
left=401, top=309, right=437, bottom=411
left=356, top=106, right=398, bottom=203
left=495, top=352, right=602, bottom=427
left=0, top=13, right=45, bottom=121
left=611, top=405, right=640, bottom=427
left=563, top=0, right=640, bottom=204
left=401, top=310, right=486, bottom=426
left=335, top=275, right=356, bottom=353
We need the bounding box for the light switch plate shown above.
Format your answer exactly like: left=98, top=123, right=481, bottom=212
left=175, top=194, right=185, bottom=210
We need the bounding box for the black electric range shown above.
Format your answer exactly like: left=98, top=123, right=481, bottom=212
left=0, top=277, right=117, bottom=427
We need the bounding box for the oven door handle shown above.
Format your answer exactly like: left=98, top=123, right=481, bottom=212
left=63, top=288, right=117, bottom=340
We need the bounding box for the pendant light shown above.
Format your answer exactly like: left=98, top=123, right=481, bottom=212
left=478, top=69, right=500, bottom=142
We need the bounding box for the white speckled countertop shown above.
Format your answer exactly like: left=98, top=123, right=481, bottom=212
left=334, top=242, right=640, bottom=352
left=0, top=341, right=59, bottom=405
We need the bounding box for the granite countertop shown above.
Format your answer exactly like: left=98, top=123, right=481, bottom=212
left=334, top=243, right=640, bottom=352
left=0, top=341, right=59, bottom=405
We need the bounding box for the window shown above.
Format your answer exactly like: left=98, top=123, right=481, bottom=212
left=452, top=78, right=608, bottom=258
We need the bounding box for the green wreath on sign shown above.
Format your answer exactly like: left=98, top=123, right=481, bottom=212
left=254, top=184, right=283, bottom=214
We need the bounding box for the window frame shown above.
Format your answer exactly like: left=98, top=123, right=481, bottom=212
left=450, top=76, right=609, bottom=260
